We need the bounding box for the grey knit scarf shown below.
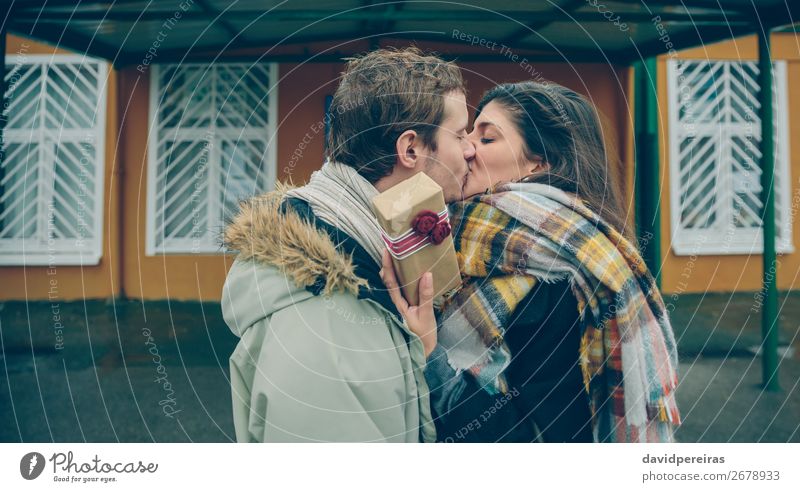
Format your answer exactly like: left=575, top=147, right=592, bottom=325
left=285, top=160, right=384, bottom=265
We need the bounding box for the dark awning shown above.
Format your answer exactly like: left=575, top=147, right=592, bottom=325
left=6, top=0, right=799, bottom=67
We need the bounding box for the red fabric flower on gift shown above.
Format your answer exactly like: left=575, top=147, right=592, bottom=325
left=430, top=221, right=452, bottom=245
left=411, top=210, right=439, bottom=235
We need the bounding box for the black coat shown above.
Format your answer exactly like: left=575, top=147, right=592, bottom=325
left=428, top=279, right=594, bottom=443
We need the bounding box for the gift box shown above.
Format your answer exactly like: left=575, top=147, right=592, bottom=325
left=372, top=172, right=462, bottom=304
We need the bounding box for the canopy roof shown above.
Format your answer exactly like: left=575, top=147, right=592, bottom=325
left=6, top=0, right=799, bottom=67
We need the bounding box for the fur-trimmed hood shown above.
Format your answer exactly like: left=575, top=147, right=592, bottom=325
left=223, top=182, right=369, bottom=298
left=221, top=183, right=373, bottom=339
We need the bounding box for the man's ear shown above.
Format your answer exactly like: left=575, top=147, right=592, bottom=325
left=395, top=129, right=419, bottom=171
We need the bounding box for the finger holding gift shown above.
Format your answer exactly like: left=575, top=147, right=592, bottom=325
left=381, top=249, right=438, bottom=357
left=413, top=271, right=438, bottom=357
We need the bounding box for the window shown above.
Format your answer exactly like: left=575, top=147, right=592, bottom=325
left=146, top=63, right=277, bottom=255
left=667, top=59, right=792, bottom=255
left=0, top=55, right=107, bottom=266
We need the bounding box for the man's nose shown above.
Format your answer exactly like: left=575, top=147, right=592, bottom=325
left=463, top=138, right=476, bottom=161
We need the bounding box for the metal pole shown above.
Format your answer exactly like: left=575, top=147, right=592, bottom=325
left=758, top=28, right=780, bottom=391
left=0, top=17, right=7, bottom=209
left=634, top=58, right=662, bottom=288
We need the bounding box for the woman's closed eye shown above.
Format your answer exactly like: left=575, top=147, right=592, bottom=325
left=480, top=137, right=494, bottom=144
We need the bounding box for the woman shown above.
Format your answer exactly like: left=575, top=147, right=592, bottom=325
left=381, top=81, right=680, bottom=443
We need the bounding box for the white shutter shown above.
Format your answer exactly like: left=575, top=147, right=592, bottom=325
left=146, top=63, right=277, bottom=255
left=0, top=55, right=107, bottom=265
left=667, top=59, right=792, bottom=255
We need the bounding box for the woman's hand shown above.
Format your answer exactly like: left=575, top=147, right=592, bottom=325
left=380, top=249, right=438, bottom=357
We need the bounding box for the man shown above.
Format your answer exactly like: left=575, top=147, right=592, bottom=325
left=221, top=47, right=475, bottom=442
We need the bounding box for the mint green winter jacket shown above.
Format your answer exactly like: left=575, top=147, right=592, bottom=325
left=221, top=187, right=436, bottom=442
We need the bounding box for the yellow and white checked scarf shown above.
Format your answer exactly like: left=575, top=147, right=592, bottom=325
left=437, top=182, right=680, bottom=442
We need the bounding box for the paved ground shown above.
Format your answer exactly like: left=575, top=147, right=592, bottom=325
left=1, top=291, right=798, bottom=442
left=0, top=299, right=236, bottom=442
left=669, top=290, right=800, bottom=442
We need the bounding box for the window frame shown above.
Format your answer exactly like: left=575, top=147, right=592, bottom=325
left=0, top=54, right=108, bottom=266
left=666, top=58, right=793, bottom=256
left=145, top=62, right=278, bottom=256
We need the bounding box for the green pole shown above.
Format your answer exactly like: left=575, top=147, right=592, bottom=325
left=758, top=29, right=780, bottom=391
left=634, top=58, right=662, bottom=288
left=0, top=18, right=6, bottom=209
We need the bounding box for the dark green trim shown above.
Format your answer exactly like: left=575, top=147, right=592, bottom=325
left=618, top=24, right=757, bottom=66
left=114, top=32, right=616, bottom=68
left=8, top=1, right=797, bottom=67
left=11, top=10, right=748, bottom=24
left=119, top=52, right=617, bottom=68
left=508, top=0, right=595, bottom=46
left=634, top=58, right=662, bottom=288
left=0, top=20, right=7, bottom=221
left=9, top=22, right=123, bottom=62
left=194, top=0, right=250, bottom=44
left=758, top=28, right=780, bottom=392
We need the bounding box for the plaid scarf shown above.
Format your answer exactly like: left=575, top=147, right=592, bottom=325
left=437, top=182, right=681, bottom=442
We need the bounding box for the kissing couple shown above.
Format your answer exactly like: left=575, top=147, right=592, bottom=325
left=222, top=47, right=680, bottom=443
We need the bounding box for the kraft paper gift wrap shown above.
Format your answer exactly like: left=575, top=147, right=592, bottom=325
left=372, top=172, right=462, bottom=304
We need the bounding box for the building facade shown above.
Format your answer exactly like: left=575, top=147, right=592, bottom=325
left=1, top=32, right=797, bottom=301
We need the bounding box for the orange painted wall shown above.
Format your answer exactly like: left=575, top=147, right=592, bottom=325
left=5, top=31, right=798, bottom=300
left=117, top=62, right=348, bottom=301
left=0, top=36, right=631, bottom=301
left=657, top=33, right=800, bottom=294
left=0, top=34, right=121, bottom=301
left=121, top=58, right=632, bottom=301
left=274, top=60, right=632, bottom=185
left=117, top=68, right=223, bottom=301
